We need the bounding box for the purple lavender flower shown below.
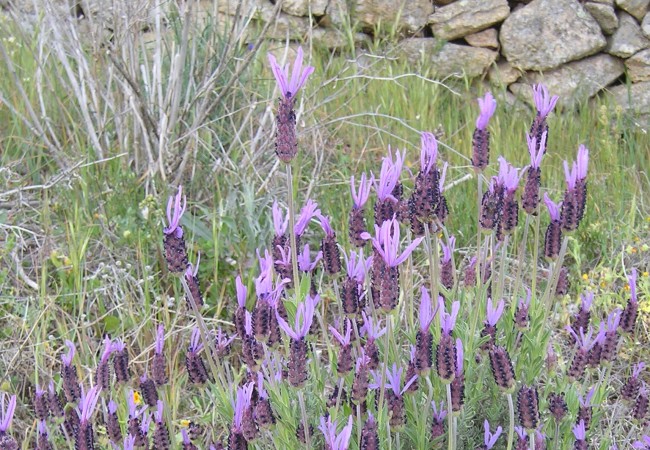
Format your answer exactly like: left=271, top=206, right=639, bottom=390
left=633, top=384, right=649, bottom=421
left=234, top=274, right=249, bottom=339
left=33, top=385, right=48, bottom=422
left=105, top=399, right=122, bottom=444
left=163, top=186, right=189, bottom=273
left=352, top=349, right=371, bottom=404
left=621, top=268, right=639, bottom=333
left=0, top=394, right=17, bottom=449
left=533, top=84, right=559, bottom=120
left=341, top=249, right=370, bottom=314
left=181, top=428, right=197, bottom=450
left=297, top=244, right=322, bottom=273
left=361, top=312, right=386, bottom=370
left=152, top=324, right=168, bottom=386
left=577, top=387, right=596, bottom=429
left=330, top=319, right=354, bottom=374
left=420, top=131, right=439, bottom=174
left=450, top=338, right=465, bottom=412
left=318, top=213, right=342, bottom=274
left=371, top=364, right=417, bottom=429
left=95, top=337, right=114, bottom=390
left=294, top=199, right=320, bottom=238
left=75, top=386, right=101, bottom=450
left=431, top=401, right=447, bottom=438
left=543, top=193, right=563, bottom=259
left=440, top=236, right=455, bottom=290
left=496, top=157, right=521, bottom=239
left=319, top=415, right=354, bottom=450
left=573, top=420, right=587, bottom=447
left=276, top=295, right=318, bottom=387
left=268, top=47, right=314, bottom=100
left=214, top=327, right=237, bottom=358
left=139, top=374, right=158, bottom=407
left=153, top=401, right=171, bottom=450
left=351, top=173, right=373, bottom=210
left=439, top=298, right=461, bottom=336
left=514, top=288, right=531, bottom=330
left=622, top=362, right=646, bottom=400
left=437, top=299, right=460, bottom=381
left=374, top=148, right=405, bottom=224
left=472, top=92, right=497, bottom=170
left=36, top=420, right=52, bottom=450
left=185, top=328, right=209, bottom=384
left=61, top=340, right=81, bottom=402
left=349, top=173, right=373, bottom=247
left=567, top=327, right=597, bottom=380
left=268, top=47, right=315, bottom=163
left=522, top=131, right=547, bottom=214
left=112, top=338, right=130, bottom=383
left=415, top=287, right=438, bottom=374
left=483, top=420, right=503, bottom=450
left=184, top=255, right=203, bottom=308
left=361, top=412, right=379, bottom=449
left=517, top=384, right=540, bottom=430
left=601, top=309, right=621, bottom=362
left=633, top=436, right=650, bottom=449
left=230, top=383, right=254, bottom=446
left=514, top=426, right=528, bottom=448
left=570, top=292, right=594, bottom=340
left=480, top=297, right=504, bottom=350
left=561, top=145, right=589, bottom=231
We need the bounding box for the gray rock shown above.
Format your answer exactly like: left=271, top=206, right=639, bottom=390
left=218, top=0, right=311, bottom=40
left=608, top=81, right=650, bottom=120
left=400, top=39, right=498, bottom=78
left=585, top=2, right=619, bottom=34
left=510, top=54, right=624, bottom=108
left=281, top=0, right=328, bottom=17
left=642, top=12, right=650, bottom=38
left=321, top=0, right=349, bottom=27
left=615, top=0, right=649, bottom=21
left=352, top=0, right=434, bottom=34
left=500, top=0, right=606, bottom=71
left=465, top=28, right=499, bottom=49
left=310, top=28, right=371, bottom=49
left=626, top=49, right=650, bottom=81
left=607, top=12, right=650, bottom=57
left=428, top=0, right=509, bottom=40
left=488, top=60, right=522, bottom=85
left=590, top=0, right=615, bottom=4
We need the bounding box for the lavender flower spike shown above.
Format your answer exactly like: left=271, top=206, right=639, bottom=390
left=476, top=92, right=497, bottom=130
left=267, top=47, right=314, bottom=100
left=164, top=186, right=186, bottom=237
left=439, top=298, right=461, bottom=335
left=483, top=420, right=503, bottom=449
left=419, top=286, right=438, bottom=332
left=330, top=320, right=352, bottom=346
left=276, top=294, right=317, bottom=340
left=294, top=199, right=320, bottom=237
left=232, top=383, right=255, bottom=433
left=629, top=268, right=638, bottom=302
left=633, top=436, right=650, bottom=449
left=155, top=324, right=165, bottom=355
left=486, top=298, right=505, bottom=327
left=351, top=174, right=373, bottom=209
left=0, top=394, right=16, bottom=432
left=62, top=340, right=76, bottom=366
left=236, top=275, right=247, bottom=308
left=298, top=244, right=322, bottom=273
left=533, top=84, right=559, bottom=119
left=441, top=236, right=455, bottom=264
left=361, top=312, right=387, bottom=340
left=386, top=364, right=418, bottom=396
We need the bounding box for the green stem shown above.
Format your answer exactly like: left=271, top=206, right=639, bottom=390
left=529, top=430, right=535, bottom=450
left=496, top=235, right=509, bottom=301
left=542, top=236, right=569, bottom=316
left=554, top=422, right=560, bottom=450
left=286, top=163, right=301, bottom=297
left=446, top=383, right=455, bottom=450
left=531, top=213, right=541, bottom=296
left=511, top=214, right=531, bottom=315
left=507, top=393, right=515, bottom=450
left=424, top=224, right=440, bottom=342
left=298, top=390, right=311, bottom=448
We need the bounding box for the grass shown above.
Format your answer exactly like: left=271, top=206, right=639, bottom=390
left=1, top=4, right=650, bottom=450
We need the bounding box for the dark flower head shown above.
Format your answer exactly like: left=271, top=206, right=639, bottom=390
left=483, top=420, right=503, bottom=450
left=164, top=186, right=186, bottom=238
left=267, top=47, right=314, bottom=100
left=351, top=173, right=373, bottom=210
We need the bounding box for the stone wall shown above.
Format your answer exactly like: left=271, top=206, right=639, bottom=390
left=216, top=0, right=650, bottom=116
left=3, top=0, right=650, bottom=116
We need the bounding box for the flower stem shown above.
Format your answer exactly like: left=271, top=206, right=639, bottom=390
left=424, top=224, right=440, bottom=341
left=511, top=214, right=530, bottom=314
left=506, top=393, right=515, bottom=450
left=446, top=383, right=455, bottom=450
left=531, top=212, right=541, bottom=296
left=529, top=430, right=535, bottom=450
left=298, top=389, right=311, bottom=448
left=286, top=163, right=301, bottom=297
